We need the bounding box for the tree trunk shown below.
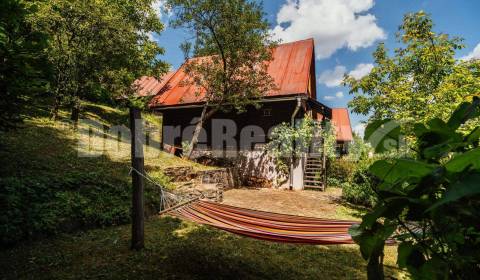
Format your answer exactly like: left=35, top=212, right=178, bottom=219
left=51, top=95, right=61, bottom=121
left=186, top=105, right=217, bottom=159
left=367, top=247, right=385, bottom=280
left=70, top=100, right=80, bottom=123
left=130, top=107, right=145, bottom=250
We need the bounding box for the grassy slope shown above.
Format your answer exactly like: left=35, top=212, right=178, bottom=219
left=0, top=102, right=208, bottom=245
left=0, top=215, right=405, bottom=280
left=80, top=102, right=210, bottom=172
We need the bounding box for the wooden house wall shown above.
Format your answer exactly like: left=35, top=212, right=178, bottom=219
left=161, top=100, right=304, bottom=150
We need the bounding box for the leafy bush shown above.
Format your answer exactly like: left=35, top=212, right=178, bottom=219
left=341, top=158, right=378, bottom=207
left=326, top=177, right=342, bottom=188
left=327, top=137, right=377, bottom=205
left=326, top=150, right=378, bottom=207
left=350, top=98, right=480, bottom=279
left=345, top=134, right=372, bottom=161
left=327, top=158, right=356, bottom=186
left=0, top=169, right=168, bottom=246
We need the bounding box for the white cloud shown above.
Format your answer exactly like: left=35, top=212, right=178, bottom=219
left=323, top=91, right=344, bottom=101
left=318, top=65, right=346, bottom=87
left=152, top=0, right=170, bottom=20
left=460, top=43, right=480, bottom=61
left=353, top=123, right=366, bottom=138
left=147, top=32, right=156, bottom=41
left=348, top=63, right=374, bottom=79
left=319, top=63, right=374, bottom=87
left=148, top=1, right=171, bottom=43
left=271, top=0, right=386, bottom=59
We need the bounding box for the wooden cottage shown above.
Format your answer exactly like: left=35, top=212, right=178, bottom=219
left=137, top=38, right=353, bottom=189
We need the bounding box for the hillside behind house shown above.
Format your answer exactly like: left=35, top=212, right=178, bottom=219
left=0, top=101, right=209, bottom=246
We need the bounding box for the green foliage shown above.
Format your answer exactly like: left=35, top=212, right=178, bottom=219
left=341, top=157, right=378, bottom=207
left=0, top=172, right=169, bottom=246
left=265, top=121, right=306, bottom=174
left=266, top=116, right=336, bottom=174
left=181, top=140, right=192, bottom=157
left=346, top=134, right=372, bottom=161
left=327, top=158, right=356, bottom=186
left=0, top=0, right=48, bottom=130
left=30, top=0, right=168, bottom=120
left=346, top=11, right=480, bottom=137
left=364, top=119, right=402, bottom=153
left=322, top=121, right=338, bottom=160
left=328, top=136, right=375, bottom=205
left=0, top=104, right=173, bottom=246
left=350, top=97, right=480, bottom=279
left=167, top=0, right=276, bottom=113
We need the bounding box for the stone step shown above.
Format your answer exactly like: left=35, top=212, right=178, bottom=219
left=307, top=155, right=323, bottom=158
left=305, top=168, right=323, bottom=172
left=304, top=178, right=321, bottom=181
left=303, top=174, right=322, bottom=180
left=304, top=183, right=324, bottom=188
left=304, top=184, right=324, bottom=189
left=304, top=173, right=321, bottom=176
left=303, top=179, right=323, bottom=184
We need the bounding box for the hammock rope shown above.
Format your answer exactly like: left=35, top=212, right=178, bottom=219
left=129, top=167, right=202, bottom=211
left=130, top=167, right=359, bottom=245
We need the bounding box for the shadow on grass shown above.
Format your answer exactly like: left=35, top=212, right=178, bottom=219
left=0, top=217, right=368, bottom=280
left=157, top=219, right=367, bottom=279
left=331, top=196, right=370, bottom=219
left=0, top=111, right=164, bottom=246
left=82, top=103, right=129, bottom=126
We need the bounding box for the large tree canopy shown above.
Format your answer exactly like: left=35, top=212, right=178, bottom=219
left=31, top=0, right=168, bottom=120
left=345, top=11, right=480, bottom=136
left=166, top=0, right=277, bottom=158
left=0, top=0, right=48, bottom=130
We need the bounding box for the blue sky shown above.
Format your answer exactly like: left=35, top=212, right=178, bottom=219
left=153, top=0, right=480, bottom=135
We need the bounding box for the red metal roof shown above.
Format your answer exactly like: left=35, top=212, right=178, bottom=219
left=331, top=108, right=353, bottom=142
left=133, top=71, right=175, bottom=97
left=149, top=38, right=315, bottom=107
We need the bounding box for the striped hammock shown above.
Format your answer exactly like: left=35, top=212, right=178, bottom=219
left=131, top=167, right=359, bottom=245
left=165, top=200, right=358, bottom=245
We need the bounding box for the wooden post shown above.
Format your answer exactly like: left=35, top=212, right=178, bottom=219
left=130, top=107, right=145, bottom=250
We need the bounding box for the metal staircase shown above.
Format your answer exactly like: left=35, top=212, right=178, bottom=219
left=303, top=155, right=326, bottom=190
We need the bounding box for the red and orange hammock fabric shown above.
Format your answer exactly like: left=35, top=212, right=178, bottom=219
left=164, top=200, right=358, bottom=245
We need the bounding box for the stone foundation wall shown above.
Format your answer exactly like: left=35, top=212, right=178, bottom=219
left=162, top=148, right=298, bottom=189
left=188, top=150, right=289, bottom=188
left=163, top=166, right=235, bottom=189
left=230, top=151, right=288, bottom=188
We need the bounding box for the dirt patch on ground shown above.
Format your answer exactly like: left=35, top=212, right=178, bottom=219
left=222, top=187, right=349, bottom=219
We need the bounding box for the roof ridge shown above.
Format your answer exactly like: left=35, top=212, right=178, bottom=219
left=276, top=38, right=314, bottom=46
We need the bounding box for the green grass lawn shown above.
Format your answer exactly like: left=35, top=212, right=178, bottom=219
left=0, top=215, right=405, bottom=280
